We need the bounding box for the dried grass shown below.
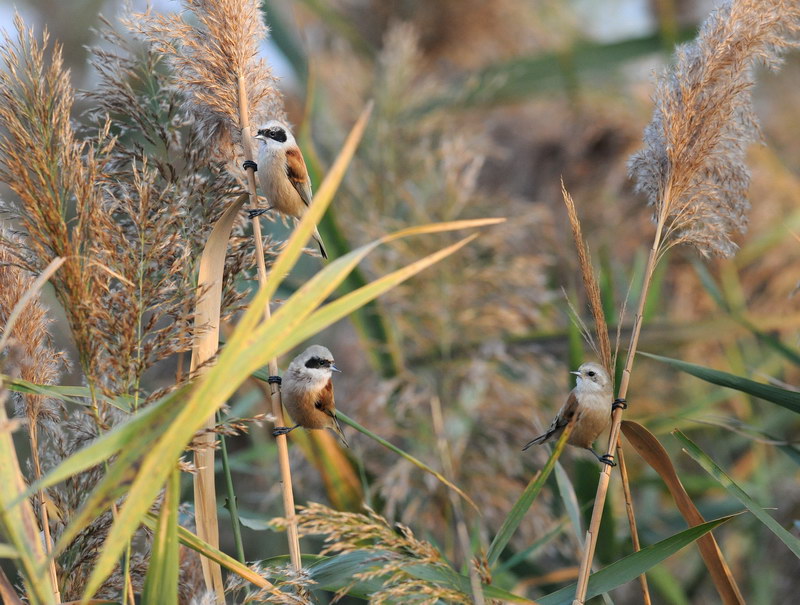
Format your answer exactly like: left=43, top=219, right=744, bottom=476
left=278, top=502, right=489, bottom=604
left=629, top=0, right=800, bottom=257
left=129, top=0, right=285, bottom=174
left=0, top=16, right=111, bottom=393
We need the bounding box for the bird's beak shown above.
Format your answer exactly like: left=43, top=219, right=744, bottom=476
left=254, top=133, right=265, bottom=141
left=570, top=370, right=581, bottom=376
left=331, top=364, right=342, bottom=373
left=331, top=413, right=349, bottom=448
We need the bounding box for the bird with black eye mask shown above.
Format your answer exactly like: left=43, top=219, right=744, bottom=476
left=274, top=345, right=347, bottom=446
left=246, top=120, right=328, bottom=259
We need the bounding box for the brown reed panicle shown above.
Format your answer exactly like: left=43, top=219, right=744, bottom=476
left=0, top=233, right=67, bottom=427
left=85, top=19, right=257, bottom=299
left=222, top=564, right=314, bottom=605
left=86, top=161, right=195, bottom=401
left=82, top=19, right=276, bottom=396
left=277, top=502, right=492, bottom=604
left=0, top=16, right=112, bottom=392
left=0, top=233, right=66, bottom=600
left=628, top=0, right=800, bottom=258
left=561, top=183, right=612, bottom=374
left=129, top=0, right=285, bottom=174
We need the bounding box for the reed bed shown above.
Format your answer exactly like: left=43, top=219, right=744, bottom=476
left=1, top=1, right=799, bottom=604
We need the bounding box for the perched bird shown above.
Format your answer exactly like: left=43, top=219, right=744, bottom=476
left=273, top=345, right=347, bottom=446
left=246, top=121, right=328, bottom=259
left=523, top=362, right=616, bottom=466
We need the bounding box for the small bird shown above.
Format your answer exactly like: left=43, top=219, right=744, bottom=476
left=273, top=345, right=348, bottom=446
left=523, top=362, right=615, bottom=466
left=246, top=121, right=328, bottom=259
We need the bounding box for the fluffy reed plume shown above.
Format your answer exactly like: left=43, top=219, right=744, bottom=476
left=83, top=19, right=266, bottom=398
left=0, top=234, right=66, bottom=427
left=0, top=234, right=66, bottom=601
left=88, top=18, right=260, bottom=289
left=0, top=16, right=111, bottom=391
left=223, top=564, right=314, bottom=604
left=130, top=0, right=285, bottom=172
left=628, top=0, right=800, bottom=257
left=277, top=502, right=491, bottom=604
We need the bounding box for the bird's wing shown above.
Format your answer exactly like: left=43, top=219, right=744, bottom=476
left=285, top=147, right=313, bottom=207
left=522, top=391, right=579, bottom=450
left=314, top=379, right=336, bottom=415
left=556, top=391, right=580, bottom=426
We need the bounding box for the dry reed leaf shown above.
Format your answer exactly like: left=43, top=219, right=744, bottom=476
left=0, top=390, right=54, bottom=602
left=621, top=420, right=745, bottom=604
left=189, top=193, right=248, bottom=600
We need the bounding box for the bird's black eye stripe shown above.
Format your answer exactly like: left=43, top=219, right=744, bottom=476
left=258, top=127, right=287, bottom=143
left=305, top=357, right=333, bottom=369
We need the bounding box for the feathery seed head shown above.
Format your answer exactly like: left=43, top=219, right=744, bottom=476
left=628, top=0, right=800, bottom=257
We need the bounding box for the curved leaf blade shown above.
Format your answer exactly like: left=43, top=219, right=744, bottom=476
left=673, top=430, right=800, bottom=558
left=74, top=223, right=495, bottom=601
left=621, top=421, right=744, bottom=603
left=261, top=551, right=537, bottom=603
left=640, top=352, right=800, bottom=414
left=488, top=421, right=575, bottom=566
left=334, top=410, right=477, bottom=511
left=141, top=469, right=180, bottom=604
left=537, top=516, right=736, bottom=605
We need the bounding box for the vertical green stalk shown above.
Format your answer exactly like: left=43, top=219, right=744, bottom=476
left=218, top=411, right=245, bottom=563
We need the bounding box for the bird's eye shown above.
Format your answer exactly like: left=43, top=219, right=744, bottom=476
left=267, top=127, right=287, bottom=143
left=315, top=401, right=323, bottom=410
left=588, top=371, right=596, bottom=377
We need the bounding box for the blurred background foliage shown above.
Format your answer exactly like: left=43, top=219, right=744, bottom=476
left=3, top=0, right=799, bottom=602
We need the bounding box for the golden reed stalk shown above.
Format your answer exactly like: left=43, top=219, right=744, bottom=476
left=237, top=75, right=303, bottom=571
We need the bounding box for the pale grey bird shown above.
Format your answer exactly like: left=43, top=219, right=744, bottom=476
left=273, top=345, right=347, bottom=446
left=246, top=121, right=328, bottom=259
left=523, top=362, right=618, bottom=466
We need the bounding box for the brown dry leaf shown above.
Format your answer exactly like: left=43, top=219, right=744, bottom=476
left=189, top=192, right=248, bottom=600
left=621, top=420, right=744, bottom=605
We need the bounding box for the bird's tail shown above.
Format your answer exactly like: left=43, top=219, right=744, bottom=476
left=331, top=412, right=348, bottom=448
left=313, top=226, right=328, bottom=259
left=522, top=430, right=555, bottom=451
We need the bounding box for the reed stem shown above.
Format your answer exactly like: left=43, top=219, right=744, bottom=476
left=29, top=425, right=60, bottom=603
left=237, top=75, right=302, bottom=571
left=218, top=411, right=245, bottom=563
left=573, top=212, right=666, bottom=603
left=616, top=441, right=651, bottom=604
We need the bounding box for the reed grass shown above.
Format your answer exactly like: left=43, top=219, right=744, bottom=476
left=574, top=1, right=800, bottom=601
left=0, top=1, right=798, bottom=603
left=561, top=183, right=650, bottom=603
